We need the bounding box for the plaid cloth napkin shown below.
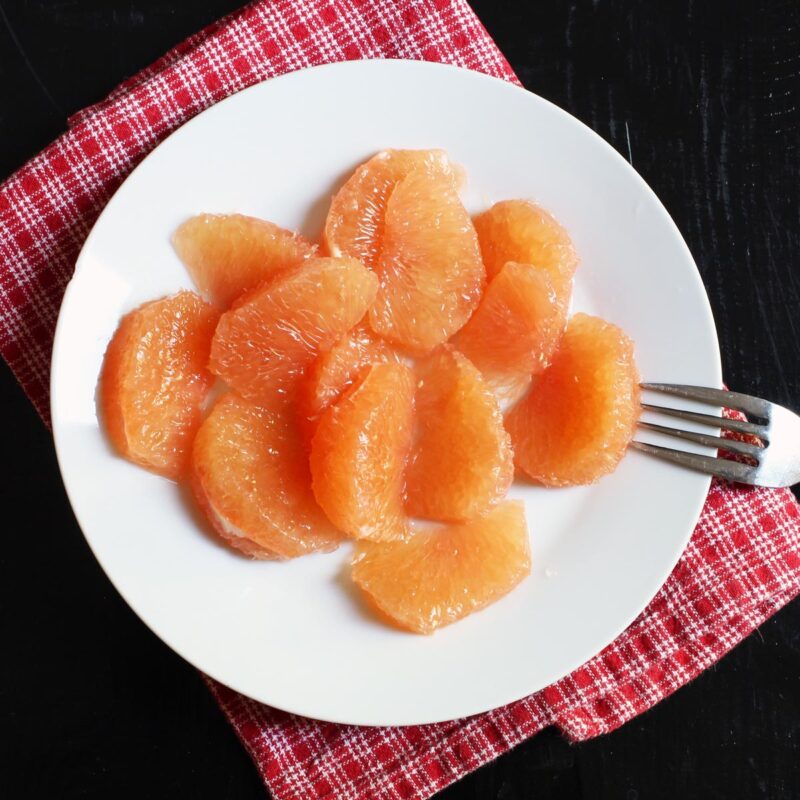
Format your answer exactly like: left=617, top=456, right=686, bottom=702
left=1, top=2, right=799, bottom=799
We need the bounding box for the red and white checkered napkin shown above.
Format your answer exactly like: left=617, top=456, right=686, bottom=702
left=1, top=1, right=798, bottom=798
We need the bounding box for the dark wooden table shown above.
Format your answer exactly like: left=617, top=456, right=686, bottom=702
left=2, top=1, right=799, bottom=798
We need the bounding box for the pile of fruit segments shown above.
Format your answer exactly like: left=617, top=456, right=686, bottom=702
left=99, top=150, right=640, bottom=634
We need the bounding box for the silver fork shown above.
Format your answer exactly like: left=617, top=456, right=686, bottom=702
left=631, top=383, right=800, bottom=487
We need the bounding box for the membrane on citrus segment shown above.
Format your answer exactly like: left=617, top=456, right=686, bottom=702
left=473, top=199, right=578, bottom=301
left=296, top=325, right=395, bottom=445
left=406, top=348, right=513, bottom=522
left=454, top=262, right=569, bottom=403
left=99, top=291, right=218, bottom=480
left=209, top=257, right=377, bottom=406
left=172, top=213, right=315, bottom=307
left=351, top=500, right=531, bottom=634
left=505, top=313, right=640, bottom=486
left=324, top=149, right=457, bottom=270
left=191, top=393, right=342, bottom=559
left=310, top=362, right=414, bottom=542
left=369, top=167, right=484, bottom=351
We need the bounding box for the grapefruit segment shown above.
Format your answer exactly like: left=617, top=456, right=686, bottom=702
left=99, top=291, right=218, bottom=480
left=407, top=348, right=513, bottom=521
left=172, top=213, right=315, bottom=307
left=310, top=362, right=414, bottom=542
left=191, top=393, right=342, bottom=559
left=324, top=149, right=457, bottom=269
left=505, top=313, right=640, bottom=486
left=473, top=200, right=577, bottom=301
left=351, top=500, right=531, bottom=634
left=209, top=257, right=378, bottom=406
left=454, top=262, right=569, bottom=402
left=296, top=325, right=395, bottom=445
left=369, top=167, right=484, bottom=351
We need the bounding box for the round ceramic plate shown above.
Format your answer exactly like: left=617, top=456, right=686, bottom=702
left=51, top=60, right=721, bottom=726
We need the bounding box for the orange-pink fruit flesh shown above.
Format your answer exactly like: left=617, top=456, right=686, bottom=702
left=208, top=256, right=378, bottom=407
left=172, top=213, right=315, bottom=307
left=351, top=500, right=531, bottom=634
left=473, top=199, right=578, bottom=302
left=191, top=393, right=342, bottom=559
left=310, top=362, right=414, bottom=542
left=324, top=149, right=457, bottom=270
left=296, top=325, right=395, bottom=445
left=455, top=261, right=569, bottom=403
left=406, top=348, right=513, bottom=522
left=99, top=290, right=218, bottom=480
left=505, top=313, right=640, bottom=486
left=369, top=167, right=484, bottom=351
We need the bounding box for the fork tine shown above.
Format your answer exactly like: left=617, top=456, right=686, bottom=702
left=630, top=441, right=760, bottom=483
left=637, top=421, right=764, bottom=458
left=640, top=403, right=766, bottom=437
left=640, top=383, right=772, bottom=419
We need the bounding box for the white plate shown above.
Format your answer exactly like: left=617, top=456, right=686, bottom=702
left=51, top=60, right=721, bottom=726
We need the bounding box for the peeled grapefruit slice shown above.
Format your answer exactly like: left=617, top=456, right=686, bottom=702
left=473, top=200, right=578, bottom=300
left=172, top=213, right=315, bottom=307
left=369, top=167, right=484, bottom=351
left=454, top=261, right=569, bottom=402
left=505, top=313, right=640, bottom=486
left=406, top=348, right=513, bottom=522
left=296, top=325, right=395, bottom=444
left=310, top=362, right=414, bottom=542
left=324, top=149, right=456, bottom=269
left=99, top=291, right=218, bottom=479
left=191, top=393, right=342, bottom=559
left=209, top=257, right=377, bottom=406
left=351, top=500, right=531, bottom=634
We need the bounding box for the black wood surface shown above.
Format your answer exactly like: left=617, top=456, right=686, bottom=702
left=1, top=1, right=799, bottom=798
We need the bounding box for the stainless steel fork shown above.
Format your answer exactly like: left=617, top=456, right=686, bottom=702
left=631, top=384, right=800, bottom=487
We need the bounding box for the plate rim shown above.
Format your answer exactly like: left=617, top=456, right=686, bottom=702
left=50, top=58, right=722, bottom=726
